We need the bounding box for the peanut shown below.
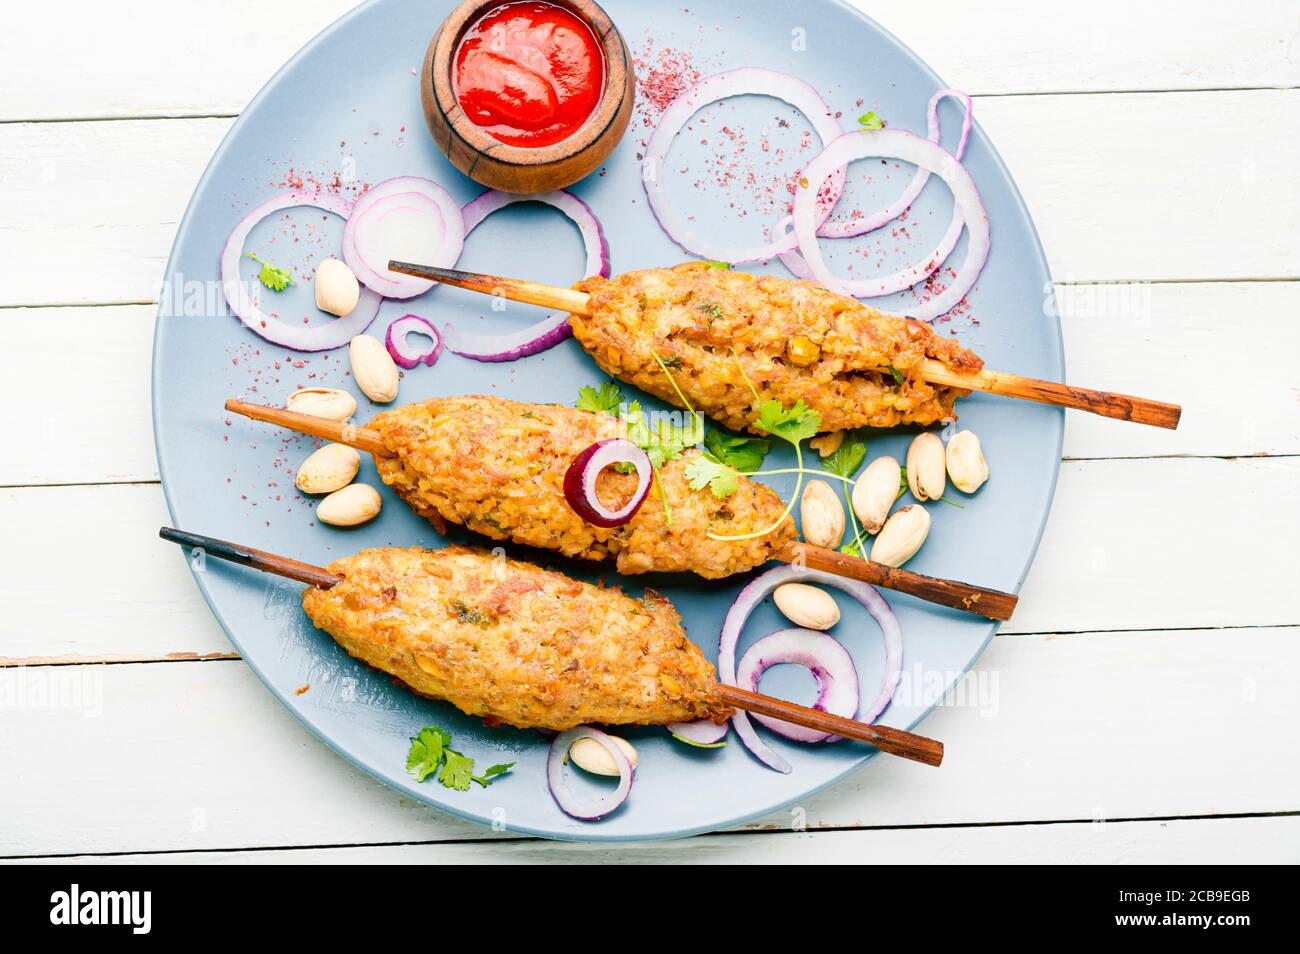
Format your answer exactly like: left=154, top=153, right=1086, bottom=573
left=773, top=582, right=841, bottom=630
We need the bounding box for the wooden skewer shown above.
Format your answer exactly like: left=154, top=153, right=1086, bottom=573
left=716, top=685, right=940, bottom=767
left=390, top=260, right=1182, bottom=430
left=159, top=526, right=341, bottom=588
left=226, top=399, right=1017, bottom=620
left=774, top=542, right=1016, bottom=620
left=159, top=527, right=943, bottom=767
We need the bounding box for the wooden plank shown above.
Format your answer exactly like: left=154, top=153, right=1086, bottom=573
left=2, top=1, right=1297, bottom=122
left=1, top=305, right=159, bottom=487
left=0, top=118, right=231, bottom=308
left=1059, top=281, right=1300, bottom=461
left=1005, top=455, right=1299, bottom=634
left=4, top=279, right=1294, bottom=489
left=1, top=625, right=1295, bottom=856
left=0, top=484, right=231, bottom=662
left=1, top=91, right=1297, bottom=308
left=1, top=455, right=1295, bottom=662
left=975, top=89, right=1300, bottom=284
left=33, top=815, right=1299, bottom=865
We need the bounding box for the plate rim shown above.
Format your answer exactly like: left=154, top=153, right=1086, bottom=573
left=152, top=0, right=1064, bottom=843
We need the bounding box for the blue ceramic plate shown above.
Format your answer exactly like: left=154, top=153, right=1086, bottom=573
left=154, top=0, right=1061, bottom=840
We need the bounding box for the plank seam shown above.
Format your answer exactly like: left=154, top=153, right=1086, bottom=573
left=3, top=808, right=1296, bottom=861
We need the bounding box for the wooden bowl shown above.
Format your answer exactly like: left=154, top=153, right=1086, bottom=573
left=422, top=0, right=635, bottom=194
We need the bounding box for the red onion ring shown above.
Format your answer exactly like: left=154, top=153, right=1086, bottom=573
left=342, top=176, right=464, bottom=299
left=220, top=192, right=383, bottom=351
left=719, top=565, right=903, bottom=773
left=562, top=439, right=653, bottom=528
left=441, top=311, right=573, bottom=363
left=817, top=89, right=972, bottom=241
left=791, top=129, right=990, bottom=322
left=737, top=628, right=860, bottom=743
left=461, top=189, right=610, bottom=278
left=548, top=726, right=633, bottom=820
left=666, top=719, right=728, bottom=746
left=641, top=67, right=846, bottom=264
left=384, top=314, right=443, bottom=369
left=442, top=189, right=609, bottom=362
left=778, top=88, right=972, bottom=282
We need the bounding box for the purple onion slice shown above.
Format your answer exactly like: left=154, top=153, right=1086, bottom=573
left=384, top=314, right=443, bottom=369
left=341, top=176, right=464, bottom=300
left=562, top=439, right=653, bottom=528
left=790, top=128, right=990, bottom=321
left=220, top=191, right=382, bottom=352
left=719, top=564, right=903, bottom=773
left=547, top=726, right=633, bottom=821
left=736, top=628, right=860, bottom=743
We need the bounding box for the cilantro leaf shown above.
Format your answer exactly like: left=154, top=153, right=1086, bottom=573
left=684, top=453, right=740, bottom=499
left=406, top=724, right=512, bottom=793
left=820, top=433, right=867, bottom=479
left=472, top=762, right=516, bottom=788
left=897, top=464, right=909, bottom=501
left=626, top=401, right=697, bottom=469
left=858, top=111, right=885, bottom=130
left=704, top=429, right=770, bottom=472
left=755, top=399, right=822, bottom=445
left=576, top=381, right=623, bottom=415
left=405, top=726, right=450, bottom=782
left=840, top=537, right=865, bottom=559
left=438, top=749, right=476, bottom=792
left=245, top=252, right=295, bottom=292
left=704, top=260, right=731, bottom=270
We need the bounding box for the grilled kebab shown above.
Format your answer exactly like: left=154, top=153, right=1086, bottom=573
left=228, top=394, right=1021, bottom=619
left=388, top=259, right=1181, bottom=430
left=157, top=528, right=944, bottom=764
left=303, top=543, right=731, bottom=730
left=369, top=395, right=795, bottom=579
left=572, top=262, right=982, bottom=434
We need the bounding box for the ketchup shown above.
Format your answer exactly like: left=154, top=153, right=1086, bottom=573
left=453, top=1, right=606, bottom=148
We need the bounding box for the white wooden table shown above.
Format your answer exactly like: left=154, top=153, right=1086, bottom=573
left=2, top=0, right=1298, bottom=864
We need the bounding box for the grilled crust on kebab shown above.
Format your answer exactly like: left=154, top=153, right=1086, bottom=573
left=368, top=395, right=796, bottom=579
left=301, top=545, right=732, bottom=730
left=572, top=262, right=985, bottom=434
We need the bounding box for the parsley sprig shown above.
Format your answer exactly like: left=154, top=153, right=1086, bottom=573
left=576, top=381, right=623, bottom=415
left=406, top=725, right=514, bottom=791
left=244, top=252, right=295, bottom=292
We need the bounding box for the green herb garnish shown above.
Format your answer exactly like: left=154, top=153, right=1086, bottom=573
left=708, top=399, right=822, bottom=541
left=576, top=380, right=623, bottom=415
left=704, top=429, right=771, bottom=472
left=886, top=364, right=906, bottom=386
left=684, top=453, right=741, bottom=499
left=820, top=433, right=867, bottom=480
left=857, top=111, right=885, bottom=130
left=704, top=260, right=731, bottom=271
left=756, top=399, right=822, bottom=444
left=698, top=302, right=724, bottom=321
left=406, top=724, right=514, bottom=791
left=244, top=252, right=295, bottom=292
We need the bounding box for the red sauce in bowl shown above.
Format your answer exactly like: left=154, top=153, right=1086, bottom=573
left=453, top=1, right=606, bottom=149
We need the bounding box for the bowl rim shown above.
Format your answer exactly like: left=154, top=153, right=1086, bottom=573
left=429, top=0, right=629, bottom=168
